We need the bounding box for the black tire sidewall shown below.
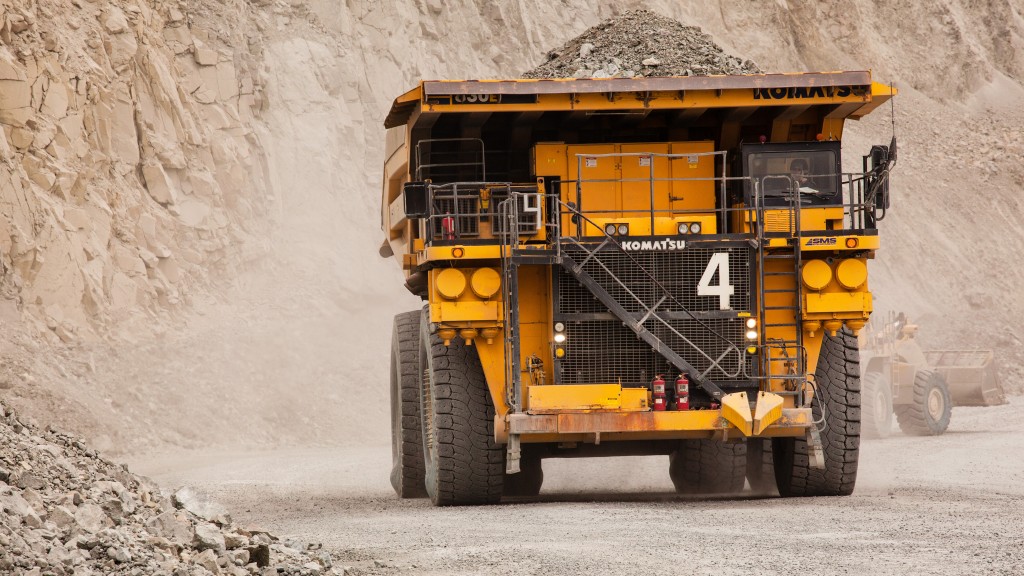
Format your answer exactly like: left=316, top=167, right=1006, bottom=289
left=418, top=309, right=441, bottom=502
left=921, top=372, right=952, bottom=433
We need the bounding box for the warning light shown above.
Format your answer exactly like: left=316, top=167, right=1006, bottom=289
left=845, top=238, right=859, bottom=248
left=451, top=247, right=465, bottom=258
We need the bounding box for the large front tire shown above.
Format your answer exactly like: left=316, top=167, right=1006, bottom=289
left=669, top=439, right=746, bottom=495
left=895, top=370, right=951, bottom=436
left=419, top=313, right=504, bottom=506
left=773, top=328, right=861, bottom=497
left=861, top=371, right=894, bottom=439
left=389, top=311, right=426, bottom=498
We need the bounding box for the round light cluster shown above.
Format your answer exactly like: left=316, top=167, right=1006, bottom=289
left=604, top=223, right=630, bottom=236
left=677, top=222, right=702, bottom=235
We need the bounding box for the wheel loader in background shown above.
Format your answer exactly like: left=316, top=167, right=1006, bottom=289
left=860, top=312, right=1006, bottom=438
left=381, top=72, right=898, bottom=505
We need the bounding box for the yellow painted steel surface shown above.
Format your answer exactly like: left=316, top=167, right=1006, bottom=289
left=801, top=259, right=833, bottom=290
left=435, top=268, right=467, bottom=299
left=720, top=392, right=754, bottom=436
left=419, top=245, right=501, bottom=265
left=536, top=141, right=717, bottom=237
left=508, top=407, right=813, bottom=439
left=528, top=384, right=618, bottom=412
left=469, top=268, right=501, bottom=299
left=386, top=75, right=897, bottom=131
left=471, top=265, right=553, bottom=418
left=753, top=392, right=785, bottom=435
left=835, top=258, right=868, bottom=289
left=526, top=384, right=651, bottom=413
left=806, top=292, right=872, bottom=314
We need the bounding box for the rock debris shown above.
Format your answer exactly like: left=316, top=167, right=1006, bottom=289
left=0, top=400, right=341, bottom=575
left=523, top=10, right=761, bottom=79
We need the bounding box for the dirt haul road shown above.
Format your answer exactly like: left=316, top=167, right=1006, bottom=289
left=128, top=399, right=1024, bottom=576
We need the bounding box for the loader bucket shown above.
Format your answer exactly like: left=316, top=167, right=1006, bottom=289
left=924, top=350, right=1007, bottom=407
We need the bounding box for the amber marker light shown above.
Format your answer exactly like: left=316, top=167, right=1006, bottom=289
left=845, top=238, right=859, bottom=248
left=451, top=247, right=465, bottom=258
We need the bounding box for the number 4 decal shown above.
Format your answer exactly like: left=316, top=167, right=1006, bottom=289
left=698, top=253, right=734, bottom=310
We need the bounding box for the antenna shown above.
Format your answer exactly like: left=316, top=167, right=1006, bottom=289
left=888, top=80, right=898, bottom=167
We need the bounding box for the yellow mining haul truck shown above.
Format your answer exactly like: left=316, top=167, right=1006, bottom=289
left=381, top=72, right=896, bottom=505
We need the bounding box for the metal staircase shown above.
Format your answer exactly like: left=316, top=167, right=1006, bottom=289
left=498, top=196, right=741, bottom=403
left=754, top=178, right=807, bottom=396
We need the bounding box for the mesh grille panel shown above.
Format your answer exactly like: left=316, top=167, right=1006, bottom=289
left=555, top=243, right=753, bottom=387
left=558, top=245, right=751, bottom=314
left=558, top=319, right=746, bottom=386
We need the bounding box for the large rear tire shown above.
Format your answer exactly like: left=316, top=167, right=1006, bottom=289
left=389, top=311, right=427, bottom=498
left=745, top=438, right=777, bottom=496
left=861, top=371, right=893, bottom=439
left=669, top=439, right=746, bottom=495
left=895, top=370, right=951, bottom=436
left=773, top=327, right=860, bottom=497
left=419, top=313, right=504, bottom=505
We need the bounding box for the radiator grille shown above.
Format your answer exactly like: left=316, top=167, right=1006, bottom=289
left=558, top=245, right=751, bottom=314
left=556, top=243, right=752, bottom=387
left=558, top=318, right=747, bottom=386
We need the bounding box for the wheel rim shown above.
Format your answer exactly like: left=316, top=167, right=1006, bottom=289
left=927, top=387, right=945, bottom=421
left=873, top=387, right=888, bottom=418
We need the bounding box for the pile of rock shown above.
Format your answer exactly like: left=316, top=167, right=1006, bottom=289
left=0, top=399, right=340, bottom=575
left=523, top=10, right=761, bottom=79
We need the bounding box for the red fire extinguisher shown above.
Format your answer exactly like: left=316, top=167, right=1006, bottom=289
left=675, top=374, right=690, bottom=411
left=441, top=215, right=456, bottom=240
left=652, top=375, right=667, bottom=411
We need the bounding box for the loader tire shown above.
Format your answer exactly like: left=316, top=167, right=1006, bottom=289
left=895, top=370, right=951, bottom=436
left=502, top=453, right=543, bottom=497
left=669, top=439, right=746, bottom=495
left=861, top=371, right=893, bottom=439
left=389, top=310, right=427, bottom=498
left=773, top=327, right=860, bottom=497
left=419, top=311, right=504, bottom=505
left=745, top=438, right=777, bottom=496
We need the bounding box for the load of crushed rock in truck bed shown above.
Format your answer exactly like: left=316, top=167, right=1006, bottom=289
left=523, top=9, right=761, bottom=79
left=0, top=400, right=340, bottom=576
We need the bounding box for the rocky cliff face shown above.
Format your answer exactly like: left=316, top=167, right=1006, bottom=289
left=0, top=0, right=269, bottom=342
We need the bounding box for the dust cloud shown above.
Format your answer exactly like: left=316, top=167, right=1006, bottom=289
left=2, top=1, right=1022, bottom=465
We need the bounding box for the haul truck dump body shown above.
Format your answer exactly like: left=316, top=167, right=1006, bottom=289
left=382, top=72, right=896, bottom=505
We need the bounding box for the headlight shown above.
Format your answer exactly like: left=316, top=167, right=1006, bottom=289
left=677, top=222, right=688, bottom=235
left=745, top=330, right=758, bottom=340
left=604, top=223, right=616, bottom=236
left=690, top=222, right=702, bottom=234
left=746, top=318, right=757, bottom=329
left=554, top=333, right=567, bottom=343
left=617, top=223, right=629, bottom=236
left=554, top=322, right=565, bottom=332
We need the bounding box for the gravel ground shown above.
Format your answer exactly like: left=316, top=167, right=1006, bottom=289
left=129, top=398, right=1024, bottom=576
